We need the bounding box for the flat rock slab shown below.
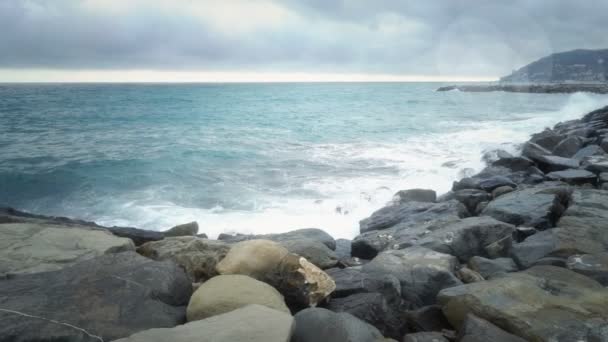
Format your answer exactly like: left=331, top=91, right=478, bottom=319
left=583, top=155, right=608, bottom=173
left=292, top=307, right=383, bottom=342
left=557, top=189, right=608, bottom=250
left=438, top=266, right=608, bottom=342
left=545, top=168, right=597, bottom=185
left=0, top=252, right=192, bottom=342
left=567, top=253, right=608, bottom=286
left=114, top=305, right=294, bottom=342
left=0, top=222, right=134, bottom=275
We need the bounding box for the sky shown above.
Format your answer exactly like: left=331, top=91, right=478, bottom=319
left=0, top=0, right=607, bottom=82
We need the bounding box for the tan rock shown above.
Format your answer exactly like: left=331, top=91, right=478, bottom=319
left=216, top=239, right=289, bottom=279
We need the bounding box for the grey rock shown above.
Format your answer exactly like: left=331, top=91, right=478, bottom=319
left=335, top=239, right=352, bottom=259
left=280, top=238, right=338, bottom=269
left=468, top=256, right=518, bottom=279
left=566, top=253, right=608, bottom=285
left=393, top=189, right=437, bottom=204
left=582, top=155, right=608, bottom=173
left=458, top=314, right=527, bottom=342
left=352, top=227, right=399, bottom=259
left=545, top=169, right=597, bottom=185
left=456, top=267, right=484, bottom=283
left=602, top=139, right=608, bottom=153
left=491, top=185, right=514, bottom=198
left=573, top=144, right=605, bottom=160
left=521, top=141, right=552, bottom=160
left=478, top=176, right=517, bottom=192
left=535, top=155, right=580, bottom=172
left=292, top=307, right=383, bottom=342
left=552, top=136, right=584, bottom=157
left=451, top=189, right=492, bottom=215
left=163, top=221, right=198, bottom=237
left=219, top=228, right=336, bottom=250
left=404, top=305, right=452, bottom=332
left=113, top=305, right=294, bottom=342
left=108, top=226, right=166, bottom=246
left=0, top=252, right=192, bottom=341
left=600, top=172, right=608, bottom=183
left=326, top=267, right=401, bottom=302
left=403, top=332, right=448, bottom=342
left=557, top=189, right=608, bottom=251
left=491, top=156, right=534, bottom=172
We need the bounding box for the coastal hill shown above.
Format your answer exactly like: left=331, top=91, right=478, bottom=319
left=500, top=48, right=608, bottom=83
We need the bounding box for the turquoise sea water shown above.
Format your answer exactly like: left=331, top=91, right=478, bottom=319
left=1, top=83, right=607, bottom=238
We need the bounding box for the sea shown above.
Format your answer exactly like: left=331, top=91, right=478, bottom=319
left=1, top=82, right=607, bottom=239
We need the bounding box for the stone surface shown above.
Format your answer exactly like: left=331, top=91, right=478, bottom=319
left=468, top=256, right=518, bottom=279
left=216, top=239, right=289, bottom=280
left=552, top=136, right=583, bottom=157
left=163, top=221, right=198, bottom=237
left=583, top=155, right=608, bottom=173
left=219, top=228, right=336, bottom=250
left=404, top=305, right=453, bottom=332
left=478, top=176, right=517, bottom=192
left=362, top=247, right=461, bottom=306
left=280, top=238, right=338, bottom=269
left=491, top=186, right=514, bottom=198
left=600, top=172, right=608, bottom=183
left=557, top=189, right=608, bottom=251
left=137, top=236, right=230, bottom=282
left=393, top=188, right=437, bottom=204
left=545, top=168, right=597, bottom=185
left=0, top=252, right=192, bottom=341
left=0, top=222, right=134, bottom=276
left=186, top=274, right=289, bottom=321
left=438, top=266, right=608, bottom=342
left=458, top=314, right=527, bottom=342
left=113, top=305, right=294, bottom=342
left=450, top=189, right=492, bottom=214
left=456, top=267, right=484, bottom=283
left=573, top=144, right=605, bottom=160
left=521, top=141, right=552, bottom=161
left=492, top=156, right=534, bottom=171
left=326, top=267, right=401, bottom=301
left=292, top=308, right=383, bottom=342
left=481, top=185, right=570, bottom=228
left=535, top=155, right=580, bottom=172
left=403, top=332, right=448, bottom=342
left=566, top=253, right=608, bottom=285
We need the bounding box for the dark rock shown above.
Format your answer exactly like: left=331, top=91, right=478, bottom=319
left=163, top=221, right=198, bottom=237
left=532, top=256, right=568, bottom=267
left=403, top=332, right=448, bottom=342
left=352, top=228, right=398, bottom=259
left=0, top=252, right=192, bottom=341
left=545, top=169, right=597, bottom=185
left=573, top=144, right=605, bottom=160
left=478, top=176, right=517, bottom=192
left=552, top=136, right=584, bottom=157
left=335, top=239, right=352, bottom=259
left=481, top=184, right=571, bottom=229
left=219, top=228, right=336, bottom=250
left=566, top=253, right=608, bottom=285
left=600, top=172, right=608, bottom=183
left=582, top=155, right=608, bottom=173
left=404, top=305, right=452, bottom=332
left=514, top=226, right=537, bottom=241
left=467, top=256, right=518, bottom=279
left=451, top=189, right=492, bottom=215
left=280, top=238, right=338, bottom=269
left=482, top=149, right=513, bottom=163
left=393, top=189, right=437, bottom=204
left=535, top=155, right=580, bottom=172
left=458, top=314, right=527, bottom=342
left=326, top=267, right=401, bottom=302
left=521, top=141, right=553, bottom=160
left=492, top=156, right=534, bottom=172
left=292, top=307, right=383, bottom=342
left=602, top=139, right=608, bottom=153
left=557, top=189, right=608, bottom=251
left=108, top=226, right=166, bottom=246
left=491, top=186, right=514, bottom=198
left=456, top=267, right=484, bottom=283
left=530, top=131, right=564, bottom=150
left=452, top=177, right=481, bottom=191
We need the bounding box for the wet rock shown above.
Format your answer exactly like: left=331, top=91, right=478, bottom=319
left=478, top=176, right=517, bottom=192
left=325, top=267, right=401, bottom=301
left=351, top=228, right=398, bottom=259
left=599, top=172, right=608, bottom=183
left=137, top=236, right=230, bottom=282
left=456, top=267, right=484, bottom=283
left=403, top=332, right=448, bottom=342
left=545, top=168, right=597, bottom=185
left=108, top=226, right=166, bottom=246
left=216, top=239, right=289, bottom=279
left=481, top=185, right=571, bottom=228
left=404, top=305, right=452, bottom=332
left=491, top=185, right=514, bottom=198
left=362, top=247, right=461, bottom=307
left=186, top=274, right=289, bottom=321
left=114, top=305, right=294, bottom=342
left=552, top=136, right=584, bottom=157
left=280, top=238, right=338, bottom=269
left=335, top=239, right=352, bottom=260
left=219, top=228, right=336, bottom=251
left=0, top=252, right=192, bottom=341
left=467, top=256, right=518, bottom=279
left=521, top=141, right=552, bottom=160
left=292, top=307, right=383, bottom=342
left=566, top=253, right=608, bottom=285
left=458, top=314, right=527, bottom=342
left=0, top=222, right=134, bottom=276
left=573, top=144, right=605, bottom=160
left=557, top=189, right=608, bottom=251
left=535, top=155, right=580, bottom=172
left=393, top=189, right=437, bottom=204
left=491, top=156, right=534, bottom=172
left=582, top=155, right=608, bottom=173
left=451, top=189, right=492, bottom=215
left=163, top=221, right=198, bottom=237
left=438, top=266, right=608, bottom=342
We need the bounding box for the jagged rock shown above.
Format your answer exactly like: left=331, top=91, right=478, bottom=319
left=566, top=253, right=608, bottom=285
left=113, top=305, right=294, bottom=342
left=582, top=155, right=608, bottom=173
left=164, top=221, right=198, bottom=237
left=573, top=144, right=605, bottom=160
left=362, top=247, right=461, bottom=307
left=535, top=155, right=580, bottom=172
left=456, top=267, right=484, bottom=283
left=292, top=308, right=383, bottom=342
left=492, top=156, right=534, bottom=172
left=137, top=236, right=230, bottom=282
left=481, top=185, right=571, bottom=228
left=403, top=332, right=448, bottom=342
left=186, top=275, right=289, bottom=321
left=530, top=131, right=564, bottom=150
left=280, top=238, right=338, bottom=269
left=404, top=305, right=453, bottom=332
left=0, top=252, right=192, bottom=341
left=325, top=267, right=401, bottom=301
left=0, top=222, right=134, bottom=275
left=219, top=228, right=336, bottom=250
left=445, top=189, right=492, bottom=215
left=458, top=314, right=527, bottom=342
left=468, top=256, right=518, bottom=279
left=438, top=266, right=608, bottom=342
left=552, top=136, right=584, bottom=157
left=359, top=200, right=467, bottom=234
left=521, top=141, right=552, bottom=160
left=351, top=227, right=398, bottom=259
left=393, top=189, right=437, bottom=204
left=478, top=176, right=517, bottom=192
left=545, top=169, right=597, bottom=185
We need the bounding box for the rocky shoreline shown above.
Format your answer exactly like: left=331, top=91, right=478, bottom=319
left=436, top=83, right=608, bottom=94
left=2, top=106, right=608, bottom=341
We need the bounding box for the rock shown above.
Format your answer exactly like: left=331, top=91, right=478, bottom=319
left=335, top=239, right=352, bottom=259
left=219, top=228, right=336, bottom=251
left=325, top=267, right=401, bottom=301
left=352, top=228, right=399, bottom=259
left=292, top=307, right=383, bottom=342
left=491, top=185, right=514, bottom=198
left=481, top=185, right=571, bottom=229
left=600, top=172, right=608, bottom=183
left=216, top=239, right=289, bottom=280
left=438, top=266, right=608, bottom=342
left=163, top=221, right=198, bottom=237
left=137, top=236, right=230, bottom=282
left=557, top=189, right=608, bottom=251
left=478, top=176, right=517, bottom=192
left=325, top=292, right=404, bottom=339
left=362, top=247, right=461, bottom=306
left=566, top=253, right=608, bottom=285
left=393, top=189, right=437, bottom=204
left=521, top=141, right=552, bottom=160
left=451, top=189, right=492, bottom=214
left=403, top=332, right=448, bottom=342
left=573, top=144, right=605, bottom=160
left=534, top=155, right=580, bottom=172
left=113, top=304, right=294, bottom=342
left=492, top=156, right=534, bottom=172
left=186, top=274, right=289, bottom=321
left=280, top=238, right=338, bottom=269
left=456, top=267, right=484, bottom=283
left=458, top=314, right=527, bottom=342
left=0, top=252, right=192, bottom=341
left=467, top=256, right=518, bottom=279
left=602, top=183, right=608, bottom=190
left=0, top=222, right=134, bottom=276
left=107, top=226, right=166, bottom=246
left=530, top=131, right=564, bottom=150
left=552, top=136, right=584, bottom=157
left=359, top=200, right=467, bottom=233
left=482, top=149, right=513, bottom=163
left=545, top=168, right=597, bottom=185
left=602, top=139, right=608, bottom=153
left=582, top=155, right=608, bottom=173
left=514, top=226, right=537, bottom=241
left=404, top=305, right=453, bottom=332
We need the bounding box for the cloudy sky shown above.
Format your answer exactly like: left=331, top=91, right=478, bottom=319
left=1, top=0, right=607, bottom=82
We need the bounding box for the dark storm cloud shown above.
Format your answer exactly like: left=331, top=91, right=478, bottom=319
left=0, top=0, right=607, bottom=77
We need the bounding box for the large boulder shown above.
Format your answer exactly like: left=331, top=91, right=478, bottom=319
left=467, top=256, right=518, bottom=279
left=113, top=304, right=294, bottom=342
left=292, top=307, right=383, bottom=342
left=481, top=184, right=570, bottom=229
left=362, top=246, right=461, bottom=307
left=566, top=253, right=608, bottom=286
left=216, top=239, right=289, bottom=280
left=552, top=136, right=584, bottom=157
left=0, top=222, right=134, bottom=276
left=582, top=155, right=608, bottom=173
left=0, top=252, right=192, bottom=341
left=403, top=332, right=449, bottom=342
left=219, top=228, right=336, bottom=250
left=326, top=267, right=401, bottom=301
left=545, top=168, right=597, bottom=185
left=393, top=189, right=437, bottom=204
left=280, top=238, right=338, bottom=269
left=458, top=314, right=527, bottom=342
left=137, top=236, right=230, bottom=282
left=534, top=155, right=580, bottom=172
left=186, top=274, right=289, bottom=321
left=163, top=221, right=198, bottom=237
left=573, top=144, right=605, bottom=160
left=557, top=189, right=608, bottom=251
left=438, top=266, right=608, bottom=342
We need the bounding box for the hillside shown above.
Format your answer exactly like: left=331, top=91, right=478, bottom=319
left=500, top=48, right=608, bottom=83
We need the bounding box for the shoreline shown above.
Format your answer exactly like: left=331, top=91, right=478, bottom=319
left=437, top=82, right=608, bottom=94
left=1, top=105, right=608, bottom=341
